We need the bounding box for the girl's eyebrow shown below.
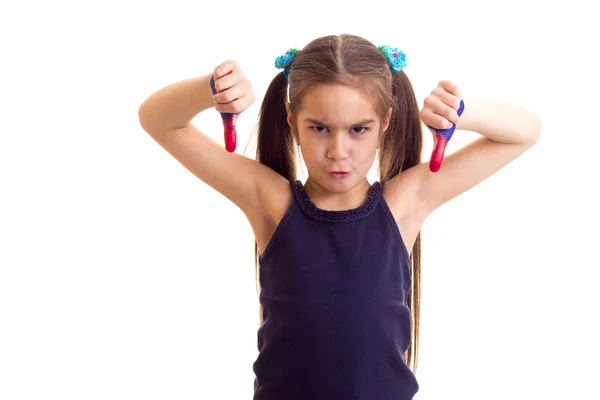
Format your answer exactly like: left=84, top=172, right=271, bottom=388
left=303, top=117, right=375, bottom=126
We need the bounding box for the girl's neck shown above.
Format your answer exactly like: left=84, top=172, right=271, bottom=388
left=303, top=177, right=372, bottom=211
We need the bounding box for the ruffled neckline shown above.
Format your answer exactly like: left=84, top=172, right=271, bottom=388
left=291, top=180, right=383, bottom=224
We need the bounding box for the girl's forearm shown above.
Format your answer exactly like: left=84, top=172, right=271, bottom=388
left=138, top=74, right=214, bottom=134
left=457, top=98, right=542, bottom=144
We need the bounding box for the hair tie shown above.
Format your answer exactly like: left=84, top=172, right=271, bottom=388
left=274, top=45, right=405, bottom=78
left=378, top=45, right=407, bottom=73
left=274, top=48, right=299, bottom=79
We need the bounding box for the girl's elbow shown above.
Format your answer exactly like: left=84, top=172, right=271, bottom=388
left=524, top=113, right=542, bottom=145
left=531, top=117, right=542, bottom=143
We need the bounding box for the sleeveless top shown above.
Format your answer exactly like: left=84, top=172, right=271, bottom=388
left=252, top=180, right=419, bottom=400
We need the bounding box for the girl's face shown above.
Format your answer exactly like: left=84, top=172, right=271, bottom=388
left=288, top=83, right=390, bottom=194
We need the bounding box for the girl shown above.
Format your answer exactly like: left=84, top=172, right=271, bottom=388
left=138, top=34, right=541, bottom=399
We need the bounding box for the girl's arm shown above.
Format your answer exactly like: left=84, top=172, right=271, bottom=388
left=138, top=75, right=216, bottom=134
left=456, top=98, right=541, bottom=144
left=399, top=97, right=542, bottom=215
left=137, top=68, right=287, bottom=223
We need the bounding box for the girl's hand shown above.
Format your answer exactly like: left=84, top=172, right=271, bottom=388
left=211, top=60, right=255, bottom=117
left=420, top=80, right=463, bottom=137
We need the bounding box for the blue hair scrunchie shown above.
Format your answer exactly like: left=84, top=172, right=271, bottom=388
left=274, top=48, right=299, bottom=79
left=274, top=45, right=405, bottom=78
left=378, top=45, right=407, bottom=73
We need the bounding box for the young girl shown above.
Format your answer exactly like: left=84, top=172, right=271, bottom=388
left=138, top=34, right=541, bottom=399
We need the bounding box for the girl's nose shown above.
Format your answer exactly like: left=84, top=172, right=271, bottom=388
left=326, top=133, right=350, bottom=161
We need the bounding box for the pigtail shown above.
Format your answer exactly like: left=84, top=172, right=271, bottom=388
left=378, top=70, right=423, bottom=374
left=379, top=70, right=423, bottom=182
left=254, top=71, right=298, bottom=324
left=256, top=71, right=297, bottom=180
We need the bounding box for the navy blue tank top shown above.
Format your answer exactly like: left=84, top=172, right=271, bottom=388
left=253, top=180, right=419, bottom=399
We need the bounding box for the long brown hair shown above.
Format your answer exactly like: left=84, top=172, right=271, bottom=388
left=252, top=34, right=423, bottom=374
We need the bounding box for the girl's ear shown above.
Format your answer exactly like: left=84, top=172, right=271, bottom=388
left=382, top=106, right=393, bottom=132
left=285, top=102, right=293, bottom=127
left=378, top=107, right=393, bottom=149
left=285, top=102, right=300, bottom=144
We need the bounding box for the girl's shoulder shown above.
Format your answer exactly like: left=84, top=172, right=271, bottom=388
left=251, top=176, right=294, bottom=255
left=381, top=167, right=429, bottom=254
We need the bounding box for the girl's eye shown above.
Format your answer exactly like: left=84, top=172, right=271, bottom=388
left=352, top=127, right=367, bottom=135
left=312, top=126, right=328, bottom=133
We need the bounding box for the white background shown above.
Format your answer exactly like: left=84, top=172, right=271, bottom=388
left=1, top=0, right=598, bottom=399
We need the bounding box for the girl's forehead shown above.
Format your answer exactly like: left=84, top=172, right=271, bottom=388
left=298, top=84, right=378, bottom=120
